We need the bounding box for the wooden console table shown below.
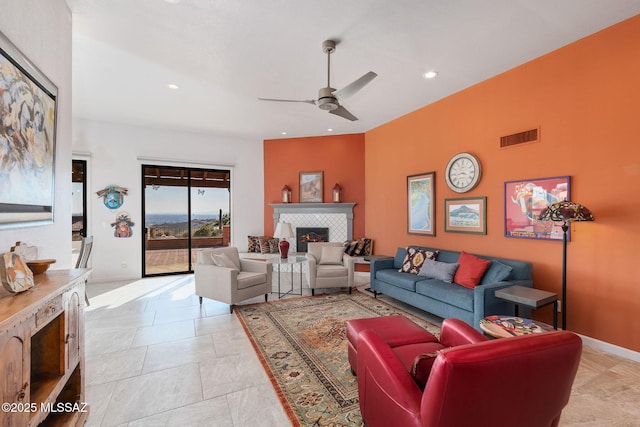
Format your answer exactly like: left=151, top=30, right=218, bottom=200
left=0, top=269, right=91, bottom=427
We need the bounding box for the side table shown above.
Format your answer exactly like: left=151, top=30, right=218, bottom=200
left=480, top=315, right=555, bottom=339
left=495, top=285, right=558, bottom=330
left=353, top=255, right=393, bottom=293
left=271, top=256, right=307, bottom=299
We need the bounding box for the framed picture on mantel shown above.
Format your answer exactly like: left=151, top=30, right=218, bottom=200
left=299, top=171, right=323, bottom=203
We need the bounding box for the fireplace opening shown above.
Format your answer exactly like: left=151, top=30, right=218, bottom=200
left=296, top=227, right=329, bottom=252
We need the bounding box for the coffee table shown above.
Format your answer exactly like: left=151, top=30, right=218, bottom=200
left=480, top=315, right=555, bottom=339
left=271, top=256, right=307, bottom=298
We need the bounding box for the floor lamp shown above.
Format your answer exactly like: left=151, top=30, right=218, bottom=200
left=538, top=200, right=594, bottom=330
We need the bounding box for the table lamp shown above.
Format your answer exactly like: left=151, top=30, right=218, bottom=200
left=273, top=222, right=294, bottom=258
left=538, top=199, right=594, bottom=330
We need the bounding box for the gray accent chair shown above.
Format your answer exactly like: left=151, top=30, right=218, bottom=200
left=306, top=242, right=355, bottom=296
left=194, top=247, right=272, bottom=313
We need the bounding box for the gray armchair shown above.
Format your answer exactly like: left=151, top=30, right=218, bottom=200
left=194, top=247, right=272, bottom=313
left=306, top=242, right=354, bottom=296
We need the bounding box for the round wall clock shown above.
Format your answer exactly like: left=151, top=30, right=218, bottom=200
left=445, top=152, right=482, bottom=193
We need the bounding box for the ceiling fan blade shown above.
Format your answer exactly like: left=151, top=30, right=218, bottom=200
left=329, top=105, right=358, bottom=121
left=258, top=97, right=316, bottom=105
left=333, top=71, right=377, bottom=102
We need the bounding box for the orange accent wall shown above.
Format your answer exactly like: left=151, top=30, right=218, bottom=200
left=366, top=15, right=640, bottom=352
left=263, top=134, right=365, bottom=238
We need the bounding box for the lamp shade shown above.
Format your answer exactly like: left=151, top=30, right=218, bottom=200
left=273, top=222, right=294, bottom=238
left=538, top=200, right=594, bottom=224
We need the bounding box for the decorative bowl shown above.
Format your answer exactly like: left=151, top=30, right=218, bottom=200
left=26, top=259, right=56, bottom=275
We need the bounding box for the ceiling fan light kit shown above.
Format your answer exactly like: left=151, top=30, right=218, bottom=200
left=258, top=39, right=377, bottom=121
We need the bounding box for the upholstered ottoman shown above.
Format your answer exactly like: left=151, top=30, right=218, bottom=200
left=347, top=315, right=438, bottom=374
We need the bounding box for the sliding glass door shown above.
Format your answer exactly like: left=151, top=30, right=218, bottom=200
left=142, top=165, right=230, bottom=276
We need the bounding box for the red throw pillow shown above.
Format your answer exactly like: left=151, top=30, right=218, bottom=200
left=410, top=352, right=439, bottom=390
left=453, top=251, right=491, bottom=289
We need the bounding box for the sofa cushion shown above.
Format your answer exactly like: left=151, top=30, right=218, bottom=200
left=416, top=279, right=474, bottom=312
left=377, top=269, right=424, bottom=292
left=418, top=259, right=459, bottom=283
left=399, top=247, right=438, bottom=274
left=453, top=251, right=491, bottom=289
left=211, top=253, right=237, bottom=270
left=320, top=246, right=345, bottom=265
left=480, top=260, right=513, bottom=285
left=237, top=271, right=267, bottom=289
left=316, top=264, right=348, bottom=278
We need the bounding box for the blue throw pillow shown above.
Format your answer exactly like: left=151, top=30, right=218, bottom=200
left=417, top=258, right=459, bottom=283
left=480, top=260, right=513, bottom=285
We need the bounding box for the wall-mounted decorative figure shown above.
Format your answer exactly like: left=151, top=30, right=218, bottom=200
left=97, top=185, right=128, bottom=210
left=112, top=212, right=134, bottom=238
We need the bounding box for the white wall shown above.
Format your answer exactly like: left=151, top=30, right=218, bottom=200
left=0, top=1, right=73, bottom=265
left=72, top=119, right=265, bottom=281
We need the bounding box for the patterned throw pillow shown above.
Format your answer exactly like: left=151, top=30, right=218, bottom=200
left=344, top=240, right=359, bottom=255
left=399, top=247, right=438, bottom=274
left=247, top=235, right=264, bottom=253
left=258, top=236, right=279, bottom=254
left=344, top=237, right=373, bottom=256
left=361, top=238, right=373, bottom=256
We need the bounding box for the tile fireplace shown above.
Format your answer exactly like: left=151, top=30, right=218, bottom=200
left=270, top=203, right=356, bottom=253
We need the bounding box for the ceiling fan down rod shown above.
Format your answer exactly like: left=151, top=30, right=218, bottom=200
left=322, top=40, right=336, bottom=88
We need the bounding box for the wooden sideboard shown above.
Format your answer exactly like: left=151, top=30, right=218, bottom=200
left=0, top=269, right=91, bottom=427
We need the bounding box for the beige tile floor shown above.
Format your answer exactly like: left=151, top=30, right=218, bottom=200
left=85, top=273, right=640, bottom=426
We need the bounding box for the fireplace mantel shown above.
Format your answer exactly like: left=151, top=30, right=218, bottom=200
left=270, top=203, right=356, bottom=216
left=270, top=203, right=356, bottom=245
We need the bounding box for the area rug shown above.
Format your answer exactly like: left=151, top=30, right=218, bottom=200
left=235, top=291, right=440, bottom=426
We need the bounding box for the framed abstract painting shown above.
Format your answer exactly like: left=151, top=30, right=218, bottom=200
left=407, top=172, right=435, bottom=235
left=0, top=30, right=58, bottom=228
left=504, top=176, right=570, bottom=240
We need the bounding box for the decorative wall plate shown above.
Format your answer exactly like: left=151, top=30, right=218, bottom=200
left=445, top=152, right=482, bottom=193
left=96, top=185, right=128, bottom=210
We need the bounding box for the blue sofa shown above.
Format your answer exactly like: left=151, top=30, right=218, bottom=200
left=370, top=246, right=533, bottom=330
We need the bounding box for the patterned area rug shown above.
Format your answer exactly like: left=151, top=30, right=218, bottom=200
left=235, top=291, right=440, bottom=426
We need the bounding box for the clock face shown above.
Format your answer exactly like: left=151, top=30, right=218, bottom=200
left=445, top=153, right=481, bottom=193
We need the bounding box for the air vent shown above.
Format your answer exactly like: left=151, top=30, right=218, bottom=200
left=500, top=128, right=539, bottom=148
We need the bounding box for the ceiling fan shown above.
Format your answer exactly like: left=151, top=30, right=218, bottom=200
left=258, top=40, right=377, bottom=121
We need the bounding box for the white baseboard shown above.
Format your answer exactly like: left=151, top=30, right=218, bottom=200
left=579, top=333, right=640, bottom=362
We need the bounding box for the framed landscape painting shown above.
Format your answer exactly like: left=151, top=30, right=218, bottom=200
left=299, top=171, right=323, bottom=203
left=407, top=172, right=435, bottom=235
left=0, top=30, right=57, bottom=228
left=504, top=176, right=570, bottom=240
left=444, top=197, right=486, bottom=234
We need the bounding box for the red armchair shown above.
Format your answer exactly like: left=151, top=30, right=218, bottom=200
left=357, top=327, right=582, bottom=427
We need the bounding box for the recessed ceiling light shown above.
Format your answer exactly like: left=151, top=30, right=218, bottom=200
left=281, top=131, right=287, bottom=135
left=167, top=83, right=180, bottom=90
left=423, top=71, right=438, bottom=79
left=327, top=128, right=333, bottom=132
